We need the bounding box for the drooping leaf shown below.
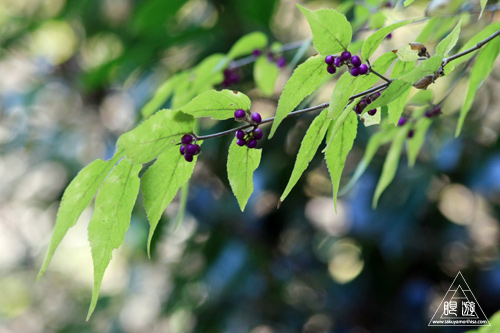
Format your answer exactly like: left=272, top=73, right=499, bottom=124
left=117, top=109, right=193, bottom=164
left=339, top=127, right=398, bottom=196
left=327, top=72, right=359, bottom=119
left=435, top=20, right=462, bottom=57
left=227, top=138, right=262, bottom=211
left=37, top=151, right=124, bottom=281
left=174, top=182, right=189, bottom=230
left=280, top=110, right=331, bottom=205
left=325, top=111, right=358, bottom=211
left=369, top=11, right=386, bottom=30
left=362, top=20, right=413, bottom=60
left=398, top=55, right=443, bottom=84
left=456, top=37, right=500, bottom=137
left=190, top=53, right=226, bottom=93
left=408, top=90, right=434, bottom=106
left=269, top=54, right=330, bottom=138
left=227, top=32, right=268, bottom=61
left=416, top=17, right=439, bottom=43
left=479, top=0, right=488, bottom=20
left=297, top=4, right=352, bottom=55
left=407, top=115, right=432, bottom=167
left=254, top=55, right=279, bottom=97
left=141, top=145, right=199, bottom=256
left=180, top=89, right=252, bottom=120
left=324, top=96, right=362, bottom=152
left=388, top=60, right=415, bottom=125
left=141, top=74, right=181, bottom=118
left=87, top=159, right=141, bottom=320
left=362, top=80, right=412, bottom=111
left=372, top=125, right=410, bottom=208
left=452, top=22, right=500, bottom=66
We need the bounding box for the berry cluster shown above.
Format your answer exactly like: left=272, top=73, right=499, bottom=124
left=397, top=106, right=442, bottom=139
left=234, top=109, right=264, bottom=149
left=353, top=92, right=381, bottom=116
left=254, top=49, right=286, bottom=68
left=325, top=51, right=369, bottom=76
left=222, top=68, right=240, bottom=87
left=179, top=134, right=201, bottom=162
left=424, top=105, right=442, bottom=118
left=397, top=118, right=415, bottom=138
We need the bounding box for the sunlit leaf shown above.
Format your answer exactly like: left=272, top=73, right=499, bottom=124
left=180, top=89, right=252, bottom=120
left=280, top=110, right=331, bottom=205
left=297, top=4, right=352, bottom=55
left=408, top=90, right=434, bottom=106
left=117, top=109, right=193, bottom=164
left=369, top=11, right=386, bottom=30
left=324, top=96, right=362, bottom=152
left=362, top=20, right=413, bottom=60
left=479, top=0, right=488, bottom=20
left=404, top=0, right=416, bottom=6
left=435, top=20, right=462, bottom=57
left=388, top=60, right=415, bottom=125
left=254, top=55, right=279, bottom=97
left=456, top=37, right=500, bottom=137
left=327, top=72, right=359, bottom=119
left=325, top=111, right=358, bottom=211
left=87, top=159, right=141, bottom=320
left=227, top=32, right=268, bottom=61
left=452, top=22, right=500, bottom=66
left=141, top=145, right=200, bottom=256
left=227, top=139, right=262, bottom=211
left=37, top=151, right=124, bottom=281
left=407, top=115, right=432, bottom=167
left=372, top=125, right=410, bottom=208
left=269, top=54, right=329, bottom=138
left=362, top=80, right=412, bottom=111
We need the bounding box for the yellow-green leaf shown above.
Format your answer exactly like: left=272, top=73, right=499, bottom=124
left=180, top=89, right=252, bottom=120
left=362, top=20, right=413, bottom=61
left=254, top=56, right=279, bottom=97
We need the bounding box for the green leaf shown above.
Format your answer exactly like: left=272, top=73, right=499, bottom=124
left=191, top=53, right=226, bottom=93
left=369, top=11, right=386, bottom=30
left=141, top=74, right=181, bottom=118
left=407, top=116, right=432, bottom=167
left=227, top=32, right=268, bottom=61
left=356, top=52, right=397, bottom=93
left=325, top=111, right=358, bottom=211
left=456, top=37, right=500, bottom=137
left=37, top=151, right=124, bottom=281
left=399, top=55, right=443, bottom=84
left=117, top=109, right=193, bottom=164
left=180, top=89, right=252, bottom=120
left=388, top=60, right=415, bottom=124
left=227, top=139, right=262, bottom=211
left=280, top=110, right=331, bottom=205
left=479, top=0, right=488, bottom=20
left=87, top=159, right=141, bottom=320
left=339, top=127, right=398, bottom=196
left=408, top=90, right=434, bottom=106
left=324, top=96, right=362, bottom=152
left=174, top=182, right=189, bottom=230
left=360, top=107, right=381, bottom=127
left=372, top=125, right=410, bottom=208
left=141, top=145, right=199, bottom=256
left=297, top=4, right=352, bottom=55
left=363, top=80, right=412, bottom=111
left=254, top=56, right=279, bottom=97
left=416, top=17, right=439, bottom=43
left=269, top=54, right=330, bottom=138
left=327, top=72, right=359, bottom=119
left=394, top=44, right=423, bottom=62
left=404, top=0, right=416, bottom=6
left=452, top=22, right=500, bottom=66
left=435, top=20, right=462, bottom=57
left=351, top=6, right=371, bottom=32
left=362, top=20, right=413, bottom=60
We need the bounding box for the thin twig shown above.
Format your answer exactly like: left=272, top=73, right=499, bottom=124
left=367, top=60, right=392, bottom=83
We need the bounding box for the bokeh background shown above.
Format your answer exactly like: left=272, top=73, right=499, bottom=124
left=1, top=0, right=500, bottom=332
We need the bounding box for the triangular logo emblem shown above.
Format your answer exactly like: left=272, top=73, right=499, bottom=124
left=429, top=271, right=491, bottom=326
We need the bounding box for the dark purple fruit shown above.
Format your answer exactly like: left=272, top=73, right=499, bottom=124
left=368, top=109, right=377, bottom=116
left=398, top=117, right=407, bottom=126
left=325, top=55, right=335, bottom=65
left=246, top=139, right=258, bottom=149
left=185, top=144, right=198, bottom=155
left=341, top=51, right=352, bottom=61
left=181, top=134, right=193, bottom=144
left=351, top=55, right=362, bottom=67
left=253, top=128, right=263, bottom=140
left=334, top=57, right=343, bottom=68
left=251, top=112, right=262, bottom=124
left=184, top=153, right=193, bottom=162
left=234, top=109, right=246, bottom=119
left=359, top=64, right=369, bottom=75
left=236, top=139, right=246, bottom=146
left=350, top=67, right=360, bottom=76
left=408, top=129, right=415, bottom=138
left=180, top=145, right=185, bottom=155
left=277, top=57, right=286, bottom=68
left=327, top=65, right=336, bottom=74
left=236, top=130, right=245, bottom=140
left=253, top=49, right=262, bottom=57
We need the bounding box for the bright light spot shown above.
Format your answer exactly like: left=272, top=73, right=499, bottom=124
left=30, top=20, right=77, bottom=64
left=305, top=197, right=350, bottom=236
left=438, top=184, right=474, bottom=225
left=328, top=238, right=364, bottom=284
left=80, top=32, right=124, bottom=70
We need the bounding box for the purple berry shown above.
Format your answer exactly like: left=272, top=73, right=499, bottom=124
left=358, top=100, right=367, bottom=110
left=234, top=109, right=246, bottom=119
left=253, top=49, right=262, bottom=57
left=277, top=56, right=286, bottom=68
left=193, top=144, right=201, bottom=155
left=334, top=57, right=343, bottom=68
left=246, top=139, right=258, bottom=149
left=251, top=112, right=262, bottom=124
left=397, top=117, right=407, bottom=126
left=354, top=105, right=362, bottom=114
left=325, top=55, right=335, bottom=65
left=327, top=65, right=336, bottom=74
left=236, top=130, right=245, bottom=140
left=424, top=110, right=433, bottom=118
left=386, top=33, right=392, bottom=40
left=370, top=92, right=381, bottom=101
left=185, top=144, right=198, bottom=155
left=408, top=129, right=415, bottom=138
left=359, top=64, right=369, bottom=75
left=236, top=139, right=246, bottom=146
left=253, top=128, right=263, bottom=140
left=350, top=67, right=360, bottom=76
left=180, top=145, right=185, bottom=155
left=368, top=109, right=377, bottom=116
left=351, top=55, right=362, bottom=67
left=341, top=51, right=352, bottom=61
left=184, top=153, right=193, bottom=162
left=267, top=52, right=275, bottom=62
left=181, top=134, right=193, bottom=144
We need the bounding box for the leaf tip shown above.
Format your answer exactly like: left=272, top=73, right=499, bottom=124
left=277, top=200, right=283, bottom=209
